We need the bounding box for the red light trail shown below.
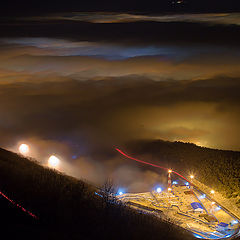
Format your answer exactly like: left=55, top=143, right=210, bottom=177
left=115, top=148, right=190, bottom=183
left=0, top=190, right=38, bottom=219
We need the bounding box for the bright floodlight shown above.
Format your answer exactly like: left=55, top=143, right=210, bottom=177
left=168, top=169, right=172, bottom=173
left=119, top=191, right=123, bottom=195
left=190, top=175, right=194, bottom=179
left=156, top=187, right=162, bottom=193
left=210, top=190, right=215, bottom=194
left=168, top=187, right=172, bottom=192
left=19, top=144, right=29, bottom=155
left=48, top=155, right=60, bottom=168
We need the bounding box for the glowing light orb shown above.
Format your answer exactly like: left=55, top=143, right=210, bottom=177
left=190, top=175, right=194, bottom=179
left=211, top=202, right=215, bottom=205
left=210, top=190, right=215, bottom=194
left=19, top=144, right=29, bottom=155
left=118, top=191, right=123, bottom=195
left=156, top=187, right=162, bottom=193
left=168, top=188, right=172, bottom=192
left=168, top=169, right=172, bottom=173
left=48, top=155, right=60, bottom=168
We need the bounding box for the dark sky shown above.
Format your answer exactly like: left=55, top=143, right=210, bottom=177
left=1, top=0, right=240, bottom=17
left=0, top=10, right=240, bottom=190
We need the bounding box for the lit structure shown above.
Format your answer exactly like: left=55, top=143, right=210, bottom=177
left=48, top=155, right=60, bottom=168
left=168, top=169, right=172, bottom=191
left=217, top=222, right=229, bottom=232
left=191, top=202, right=204, bottom=213
left=19, top=143, right=30, bottom=155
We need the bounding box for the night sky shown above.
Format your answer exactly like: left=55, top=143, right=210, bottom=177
left=1, top=0, right=240, bottom=15
left=0, top=2, right=240, bottom=190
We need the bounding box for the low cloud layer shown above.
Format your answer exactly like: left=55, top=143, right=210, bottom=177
left=26, top=12, right=240, bottom=26
left=0, top=15, right=240, bottom=190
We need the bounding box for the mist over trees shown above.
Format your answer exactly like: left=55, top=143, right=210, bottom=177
left=126, top=140, right=240, bottom=204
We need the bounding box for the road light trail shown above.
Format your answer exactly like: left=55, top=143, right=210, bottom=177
left=0, top=190, right=38, bottom=219
left=115, top=148, right=190, bottom=183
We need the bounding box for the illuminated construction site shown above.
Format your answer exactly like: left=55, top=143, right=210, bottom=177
left=115, top=149, right=240, bottom=239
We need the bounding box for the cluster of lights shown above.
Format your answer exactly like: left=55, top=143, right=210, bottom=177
left=18, top=143, right=61, bottom=169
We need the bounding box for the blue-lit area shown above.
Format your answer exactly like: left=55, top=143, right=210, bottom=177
left=231, top=220, right=238, bottom=224
left=193, top=233, right=204, bottom=239
left=95, top=192, right=103, bottom=197
left=223, top=234, right=231, bottom=238
left=172, top=181, right=178, bottom=185
left=117, top=188, right=125, bottom=196
left=3, top=38, right=189, bottom=61
left=215, top=206, right=221, bottom=211
left=199, top=194, right=206, bottom=199
left=156, top=187, right=162, bottom=193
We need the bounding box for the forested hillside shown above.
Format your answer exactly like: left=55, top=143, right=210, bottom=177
left=126, top=140, right=240, bottom=205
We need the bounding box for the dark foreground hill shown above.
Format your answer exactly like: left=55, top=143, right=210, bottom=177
left=0, top=147, right=193, bottom=240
